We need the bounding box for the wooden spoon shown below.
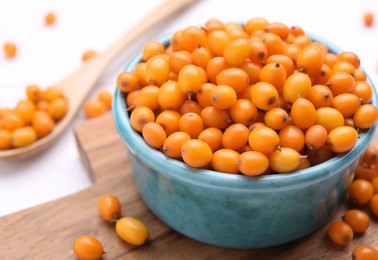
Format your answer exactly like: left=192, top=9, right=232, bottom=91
left=0, top=0, right=199, bottom=160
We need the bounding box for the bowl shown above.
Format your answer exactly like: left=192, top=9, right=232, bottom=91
left=112, top=32, right=378, bottom=249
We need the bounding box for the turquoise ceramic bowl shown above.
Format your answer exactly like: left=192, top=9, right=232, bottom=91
left=113, top=32, right=378, bottom=249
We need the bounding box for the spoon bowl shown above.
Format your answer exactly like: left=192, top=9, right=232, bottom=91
left=0, top=0, right=199, bottom=160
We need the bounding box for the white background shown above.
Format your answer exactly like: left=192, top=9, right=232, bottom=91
left=0, top=0, right=377, bottom=216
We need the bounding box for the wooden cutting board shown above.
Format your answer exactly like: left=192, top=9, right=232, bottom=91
left=1, top=112, right=378, bottom=260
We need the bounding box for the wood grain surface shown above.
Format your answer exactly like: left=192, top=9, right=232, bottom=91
left=1, top=112, right=378, bottom=260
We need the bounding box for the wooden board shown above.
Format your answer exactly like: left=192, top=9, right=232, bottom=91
left=1, top=112, right=378, bottom=260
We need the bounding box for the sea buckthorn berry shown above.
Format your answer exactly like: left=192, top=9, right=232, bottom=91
left=11, top=126, right=37, bottom=148
left=264, top=22, right=289, bottom=40
left=313, top=64, right=332, bottom=85
left=248, top=39, right=268, bottom=65
left=216, top=68, right=250, bottom=94
left=157, top=81, right=185, bottom=110
left=307, top=145, right=333, bottom=166
left=129, top=106, right=155, bottom=132
left=259, top=62, right=287, bottom=94
left=48, top=97, right=68, bottom=121
left=305, top=124, right=328, bottom=150
left=248, top=126, right=280, bottom=156
left=362, top=146, right=378, bottom=168
left=290, top=97, right=317, bottom=129
left=229, top=99, right=258, bottom=126
left=342, top=209, right=369, bottom=233
left=264, top=108, right=290, bottom=130
left=353, top=81, right=373, bottom=104
left=196, top=83, right=216, bottom=107
left=324, top=52, right=338, bottom=68
left=222, top=123, right=249, bottom=151
left=316, top=107, right=345, bottom=133
left=43, top=86, right=63, bottom=102
left=198, top=127, right=223, bottom=152
left=356, top=164, right=378, bottom=181
left=332, top=93, right=361, bottom=118
left=0, top=129, right=12, bottom=150
left=145, top=55, right=170, bottom=86
left=266, top=54, right=294, bottom=76
left=1, top=111, right=24, bottom=131
left=244, top=17, right=269, bottom=35
left=352, top=245, right=378, bottom=260
left=296, top=46, right=324, bottom=75
left=14, top=100, right=36, bottom=124
left=239, top=61, right=261, bottom=85
left=191, top=46, right=213, bottom=69
left=269, top=147, right=301, bottom=173
left=178, top=64, right=207, bottom=95
left=44, top=12, right=56, bottom=26
left=200, top=106, right=231, bottom=129
left=327, top=72, right=356, bottom=96
left=82, top=50, right=97, bottom=62
left=180, top=100, right=203, bottom=115
left=203, top=18, right=224, bottom=34
left=32, top=111, right=55, bottom=138
left=181, top=26, right=207, bottom=52
left=97, top=89, right=112, bottom=110
left=179, top=112, right=204, bottom=139
left=211, top=149, right=240, bottom=174
left=278, top=125, right=305, bottom=152
left=116, top=217, right=149, bottom=246
left=238, top=151, right=269, bottom=176
left=224, top=38, right=251, bottom=66
left=282, top=43, right=301, bottom=63
left=117, top=71, right=139, bottom=93
left=293, top=34, right=312, bottom=49
left=207, top=30, right=231, bottom=57
left=327, top=221, right=353, bottom=246
left=337, top=51, right=360, bottom=69
left=84, top=100, right=107, bottom=119
left=282, top=72, right=312, bottom=103
left=170, top=30, right=185, bottom=51
left=142, top=122, right=167, bottom=149
left=26, top=85, right=43, bottom=102
left=296, top=157, right=311, bottom=171
left=332, top=61, right=356, bottom=77
left=210, top=85, right=237, bottom=110
left=181, top=139, right=213, bottom=168
left=206, top=56, right=230, bottom=84
left=349, top=179, right=374, bottom=205
left=260, top=32, right=284, bottom=56
left=354, top=69, right=366, bottom=81
left=142, top=40, right=165, bottom=61
left=133, top=62, right=148, bottom=87
left=364, top=12, right=374, bottom=27
left=308, top=84, right=333, bottom=109
left=163, top=131, right=191, bottom=159
left=126, top=90, right=139, bottom=109
left=3, top=42, right=17, bottom=58
left=250, top=82, right=278, bottom=110
left=98, top=194, right=122, bottom=222
left=168, top=50, right=192, bottom=74
left=73, top=235, right=104, bottom=260
left=353, top=104, right=378, bottom=129
left=155, top=110, right=180, bottom=136
left=326, top=126, right=358, bottom=153
left=370, top=194, right=378, bottom=217
left=133, top=85, right=160, bottom=110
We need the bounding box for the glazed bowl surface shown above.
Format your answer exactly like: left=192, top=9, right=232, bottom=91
left=113, top=32, right=378, bottom=249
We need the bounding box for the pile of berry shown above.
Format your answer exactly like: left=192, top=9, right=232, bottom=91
left=117, top=17, right=378, bottom=176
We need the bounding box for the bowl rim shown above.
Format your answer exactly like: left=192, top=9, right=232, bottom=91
left=112, top=31, right=378, bottom=191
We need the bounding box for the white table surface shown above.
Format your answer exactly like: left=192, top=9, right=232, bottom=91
left=0, top=0, right=377, bottom=217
